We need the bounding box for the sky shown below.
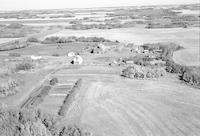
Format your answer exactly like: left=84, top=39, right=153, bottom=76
left=0, top=0, right=199, bottom=11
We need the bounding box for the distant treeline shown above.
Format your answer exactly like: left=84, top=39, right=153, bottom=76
left=42, top=36, right=112, bottom=44
left=65, top=21, right=135, bottom=30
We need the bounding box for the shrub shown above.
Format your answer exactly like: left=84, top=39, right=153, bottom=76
left=58, top=79, right=82, bottom=116
left=165, top=60, right=187, bottom=74
left=9, top=52, right=21, bottom=57
left=59, top=126, right=82, bottom=136
left=7, top=23, right=24, bottom=29
left=15, top=60, right=34, bottom=72
left=50, top=78, right=58, bottom=86
left=27, top=37, right=39, bottom=43
left=52, top=54, right=60, bottom=57
left=179, top=67, right=200, bottom=87
left=122, top=65, right=166, bottom=79
left=0, top=75, right=19, bottom=97
left=0, top=108, right=88, bottom=136
left=0, top=40, right=28, bottom=51
left=27, top=85, right=51, bottom=108
left=122, top=55, right=164, bottom=67
left=42, top=36, right=111, bottom=44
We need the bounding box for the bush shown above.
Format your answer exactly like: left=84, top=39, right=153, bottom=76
left=179, top=67, right=200, bottom=87
left=0, top=75, right=19, bottom=97
left=50, top=78, right=58, bottom=86
left=27, top=37, right=39, bottom=43
left=122, top=65, right=166, bottom=79
left=58, top=79, right=82, bottom=116
left=52, top=54, right=60, bottom=57
left=165, top=60, right=187, bottom=74
left=7, top=23, right=24, bottom=29
left=0, top=108, right=88, bottom=136
left=165, top=59, right=200, bottom=88
left=42, top=36, right=111, bottom=44
left=15, top=60, right=34, bottom=72
left=9, top=52, right=21, bottom=57
left=27, top=85, right=51, bottom=108
left=121, top=55, right=164, bottom=67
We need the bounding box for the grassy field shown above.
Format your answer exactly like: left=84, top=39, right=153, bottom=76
left=0, top=38, right=19, bottom=44
left=0, top=4, right=199, bottom=136
left=52, top=65, right=200, bottom=136
left=30, top=62, right=200, bottom=136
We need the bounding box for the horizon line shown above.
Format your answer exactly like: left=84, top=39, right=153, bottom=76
left=0, top=2, right=199, bottom=12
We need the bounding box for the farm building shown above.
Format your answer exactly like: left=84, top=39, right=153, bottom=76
left=97, top=43, right=110, bottom=53
left=68, top=52, right=76, bottom=57
left=153, top=49, right=163, bottom=54
left=71, top=55, right=83, bottom=65
left=135, top=46, right=144, bottom=53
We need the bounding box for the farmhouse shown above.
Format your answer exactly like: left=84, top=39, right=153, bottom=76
left=97, top=43, right=109, bottom=53
left=30, top=55, right=42, bottom=60
left=71, top=55, right=83, bottom=65
left=143, top=50, right=149, bottom=54
left=68, top=52, right=76, bottom=57
left=135, top=46, right=144, bottom=53
left=125, top=60, right=134, bottom=64
left=153, top=49, right=162, bottom=54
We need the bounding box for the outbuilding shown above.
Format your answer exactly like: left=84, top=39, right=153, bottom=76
left=71, top=55, right=83, bottom=65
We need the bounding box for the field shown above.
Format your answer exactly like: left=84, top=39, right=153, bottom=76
left=0, top=3, right=200, bottom=136
left=20, top=62, right=200, bottom=136
left=64, top=68, right=200, bottom=136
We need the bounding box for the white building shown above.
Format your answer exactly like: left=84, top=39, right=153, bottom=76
left=72, top=55, right=83, bottom=65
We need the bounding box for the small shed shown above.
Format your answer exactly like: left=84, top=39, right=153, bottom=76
left=68, top=52, right=76, bottom=57
left=153, top=49, right=162, bottom=54
left=30, top=55, right=42, bottom=61
left=71, top=55, right=83, bottom=65
left=97, top=43, right=109, bottom=53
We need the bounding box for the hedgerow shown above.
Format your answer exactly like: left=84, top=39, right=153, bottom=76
left=58, top=79, right=82, bottom=116
left=122, top=65, right=166, bottom=79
